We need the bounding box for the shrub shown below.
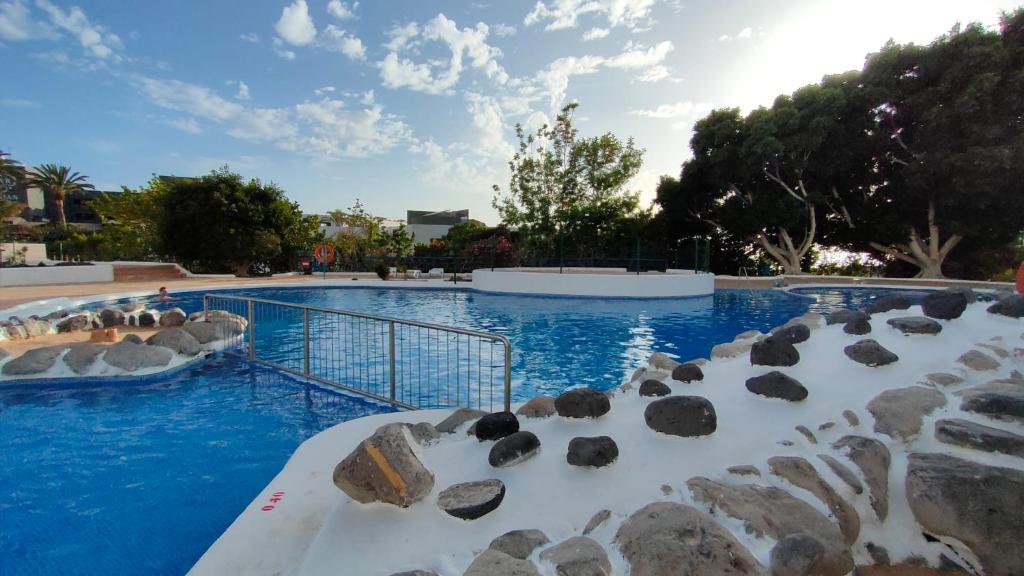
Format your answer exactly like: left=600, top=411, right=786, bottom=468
left=375, top=262, right=390, bottom=280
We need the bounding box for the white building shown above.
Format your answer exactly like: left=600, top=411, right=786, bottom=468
left=406, top=209, right=469, bottom=244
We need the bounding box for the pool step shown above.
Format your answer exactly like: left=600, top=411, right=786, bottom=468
left=113, top=264, right=188, bottom=282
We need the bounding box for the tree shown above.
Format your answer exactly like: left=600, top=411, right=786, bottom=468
left=845, top=12, right=1024, bottom=278
left=157, top=167, right=308, bottom=275
left=663, top=75, right=869, bottom=275
left=24, top=164, right=94, bottom=228
left=380, top=224, right=414, bottom=257
left=0, top=150, right=25, bottom=199
left=493, top=102, right=645, bottom=258
left=88, top=185, right=167, bottom=260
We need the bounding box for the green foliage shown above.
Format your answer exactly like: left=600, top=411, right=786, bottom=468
left=493, top=102, right=645, bottom=258
left=157, top=167, right=310, bottom=275
left=380, top=224, right=414, bottom=257
left=374, top=261, right=390, bottom=280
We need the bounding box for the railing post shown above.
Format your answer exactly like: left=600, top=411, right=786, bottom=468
left=503, top=339, right=512, bottom=413
left=203, top=295, right=208, bottom=319
left=388, top=320, right=396, bottom=404
left=247, top=299, right=255, bottom=361
left=303, top=307, right=310, bottom=376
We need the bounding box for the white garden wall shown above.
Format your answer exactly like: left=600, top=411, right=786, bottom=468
left=473, top=268, right=715, bottom=298
left=0, top=264, right=114, bottom=287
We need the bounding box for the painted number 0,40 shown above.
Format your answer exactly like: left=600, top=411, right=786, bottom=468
left=261, top=491, right=285, bottom=512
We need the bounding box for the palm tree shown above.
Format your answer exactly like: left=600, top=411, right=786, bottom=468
left=0, top=150, right=25, bottom=193
left=24, top=163, right=94, bottom=228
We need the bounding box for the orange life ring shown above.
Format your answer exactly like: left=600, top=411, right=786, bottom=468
left=1016, top=261, right=1024, bottom=294
left=313, top=244, right=336, bottom=265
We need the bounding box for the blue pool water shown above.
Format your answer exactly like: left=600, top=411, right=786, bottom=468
left=0, top=286, right=920, bottom=575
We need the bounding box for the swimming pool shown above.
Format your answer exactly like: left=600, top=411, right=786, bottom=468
left=0, top=286, right=924, bottom=575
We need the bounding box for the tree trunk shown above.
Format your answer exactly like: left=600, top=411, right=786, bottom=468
left=755, top=205, right=816, bottom=275
left=55, top=195, right=67, bottom=229
left=868, top=200, right=962, bottom=279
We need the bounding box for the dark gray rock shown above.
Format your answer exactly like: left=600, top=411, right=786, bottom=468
left=389, top=571, right=438, bottom=576
left=437, top=479, right=505, bottom=520
left=866, top=386, right=946, bottom=440
left=1, top=346, right=64, bottom=375
left=988, top=294, right=1024, bottom=318
left=817, top=454, right=864, bottom=494
left=566, top=436, right=618, bottom=468
left=435, top=407, right=486, bottom=433
left=922, top=372, right=964, bottom=386
left=122, top=334, right=144, bottom=345
left=773, top=323, right=811, bottom=344
left=644, top=396, right=717, bottom=437
left=555, top=388, right=610, bottom=419
left=906, top=453, right=1024, bottom=576
left=750, top=335, right=800, bottom=367
left=489, top=529, right=550, bottom=560
left=826, top=309, right=870, bottom=326
left=464, top=550, right=539, bottom=576
left=488, top=431, right=540, bottom=468
left=43, top=309, right=69, bottom=321
left=770, top=533, right=826, bottom=576
left=21, top=318, right=52, bottom=337
left=98, top=307, right=125, bottom=327
left=745, top=371, right=808, bottom=402
left=583, top=510, right=611, bottom=535
left=687, top=477, right=853, bottom=576
left=615, top=501, right=763, bottom=575
left=922, top=291, right=967, bottom=320
left=120, top=303, right=143, bottom=313
left=842, top=410, right=859, bottom=426
left=333, top=423, right=434, bottom=507
left=182, top=321, right=233, bottom=344
left=146, top=328, right=202, bottom=356
left=944, top=286, right=977, bottom=304
left=833, top=436, right=890, bottom=521
left=516, top=395, right=556, bottom=418
left=768, top=456, right=860, bottom=544
left=867, top=294, right=911, bottom=314
left=671, top=362, right=704, bottom=382
left=843, top=339, right=898, bottom=367
left=638, top=379, right=671, bottom=397
left=935, top=418, right=1024, bottom=457
left=865, top=542, right=891, bottom=566
left=63, top=343, right=106, bottom=375
left=0, top=346, right=8, bottom=360
left=960, top=389, right=1024, bottom=423
left=138, top=311, right=157, bottom=327
left=647, top=351, right=681, bottom=372
left=795, top=425, right=817, bottom=444
left=103, top=342, right=173, bottom=372
left=539, top=536, right=611, bottom=576
left=159, top=307, right=187, bottom=327
left=56, top=314, right=91, bottom=333
left=475, top=412, right=519, bottom=441
left=887, top=316, right=942, bottom=335
left=842, top=318, right=872, bottom=335
left=401, top=422, right=440, bottom=446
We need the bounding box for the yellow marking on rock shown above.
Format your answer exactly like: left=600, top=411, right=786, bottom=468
left=365, top=441, right=407, bottom=497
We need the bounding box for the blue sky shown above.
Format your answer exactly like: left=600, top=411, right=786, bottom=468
left=1, top=0, right=1018, bottom=223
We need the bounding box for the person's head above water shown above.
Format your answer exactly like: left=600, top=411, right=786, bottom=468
left=159, top=286, right=169, bottom=300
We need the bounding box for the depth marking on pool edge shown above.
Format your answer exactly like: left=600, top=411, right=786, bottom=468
left=262, top=491, right=285, bottom=511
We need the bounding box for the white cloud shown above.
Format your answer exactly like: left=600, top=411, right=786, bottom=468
left=604, top=40, right=672, bottom=69
left=719, top=26, right=753, bottom=42
left=465, top=92, right=513, bottom=160
left=35, top=0, right=124, bottom=62
left=536, top=55, right=604, bottom=109
left=378, top=14, right=507, bottom=95
left=272, top=37, right=296, bottom=60
left=628, top=100, right=713, bottom=119
left=326, top=0, right=357, bottom=20
left=321, top=24, right=365, bottom=60
left=0, top=0, right=56, bottom=41
left=275, top=0, right=316, bottom=46
left=635, top=64, right=669, bottom=82
left=233, top=80, right=250, bottom=100
left=524, top=0, right=658, bottom=31
left=582, top=27, right=609, bottom=40
left=139, top=76, right=411, bottom=159
left=0, top=97, right=40, bottom=108
left=409, top=139, right=503, bottom=197
left=314, top=85, right=336, bottom=96
left=239, top=32, right=260, bottom=43
left=493, top=23, right=516, bottom=37
left=360, top=89, right=374, bottom=105
left=167, top=117, right=202, bottom=134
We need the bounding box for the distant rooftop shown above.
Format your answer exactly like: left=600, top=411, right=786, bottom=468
left=407, top=209, right=469, bottom=226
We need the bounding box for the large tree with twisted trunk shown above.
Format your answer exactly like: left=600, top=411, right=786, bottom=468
left=844, top=11, right=1024, bottom=278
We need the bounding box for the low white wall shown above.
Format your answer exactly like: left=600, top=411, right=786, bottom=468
left=0, top=242, right=48, bottom=264
left=473, top=268, right=715, bottom=298
left=0, top=264, right=114, bottom=287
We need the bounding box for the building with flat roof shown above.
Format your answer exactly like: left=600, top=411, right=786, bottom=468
left=406, top=209, right=469, bottom=244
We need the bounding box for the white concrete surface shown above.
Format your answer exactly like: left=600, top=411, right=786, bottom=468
left=472, top=268, right=715, bottom=298
left=0, top=263, right=114, bottom=287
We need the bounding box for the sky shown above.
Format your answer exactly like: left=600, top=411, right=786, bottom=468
left=1, top=0, right=1019, bottom=224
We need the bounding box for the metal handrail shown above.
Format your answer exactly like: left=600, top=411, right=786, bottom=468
left=203, top=294, right=513, bottom=412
